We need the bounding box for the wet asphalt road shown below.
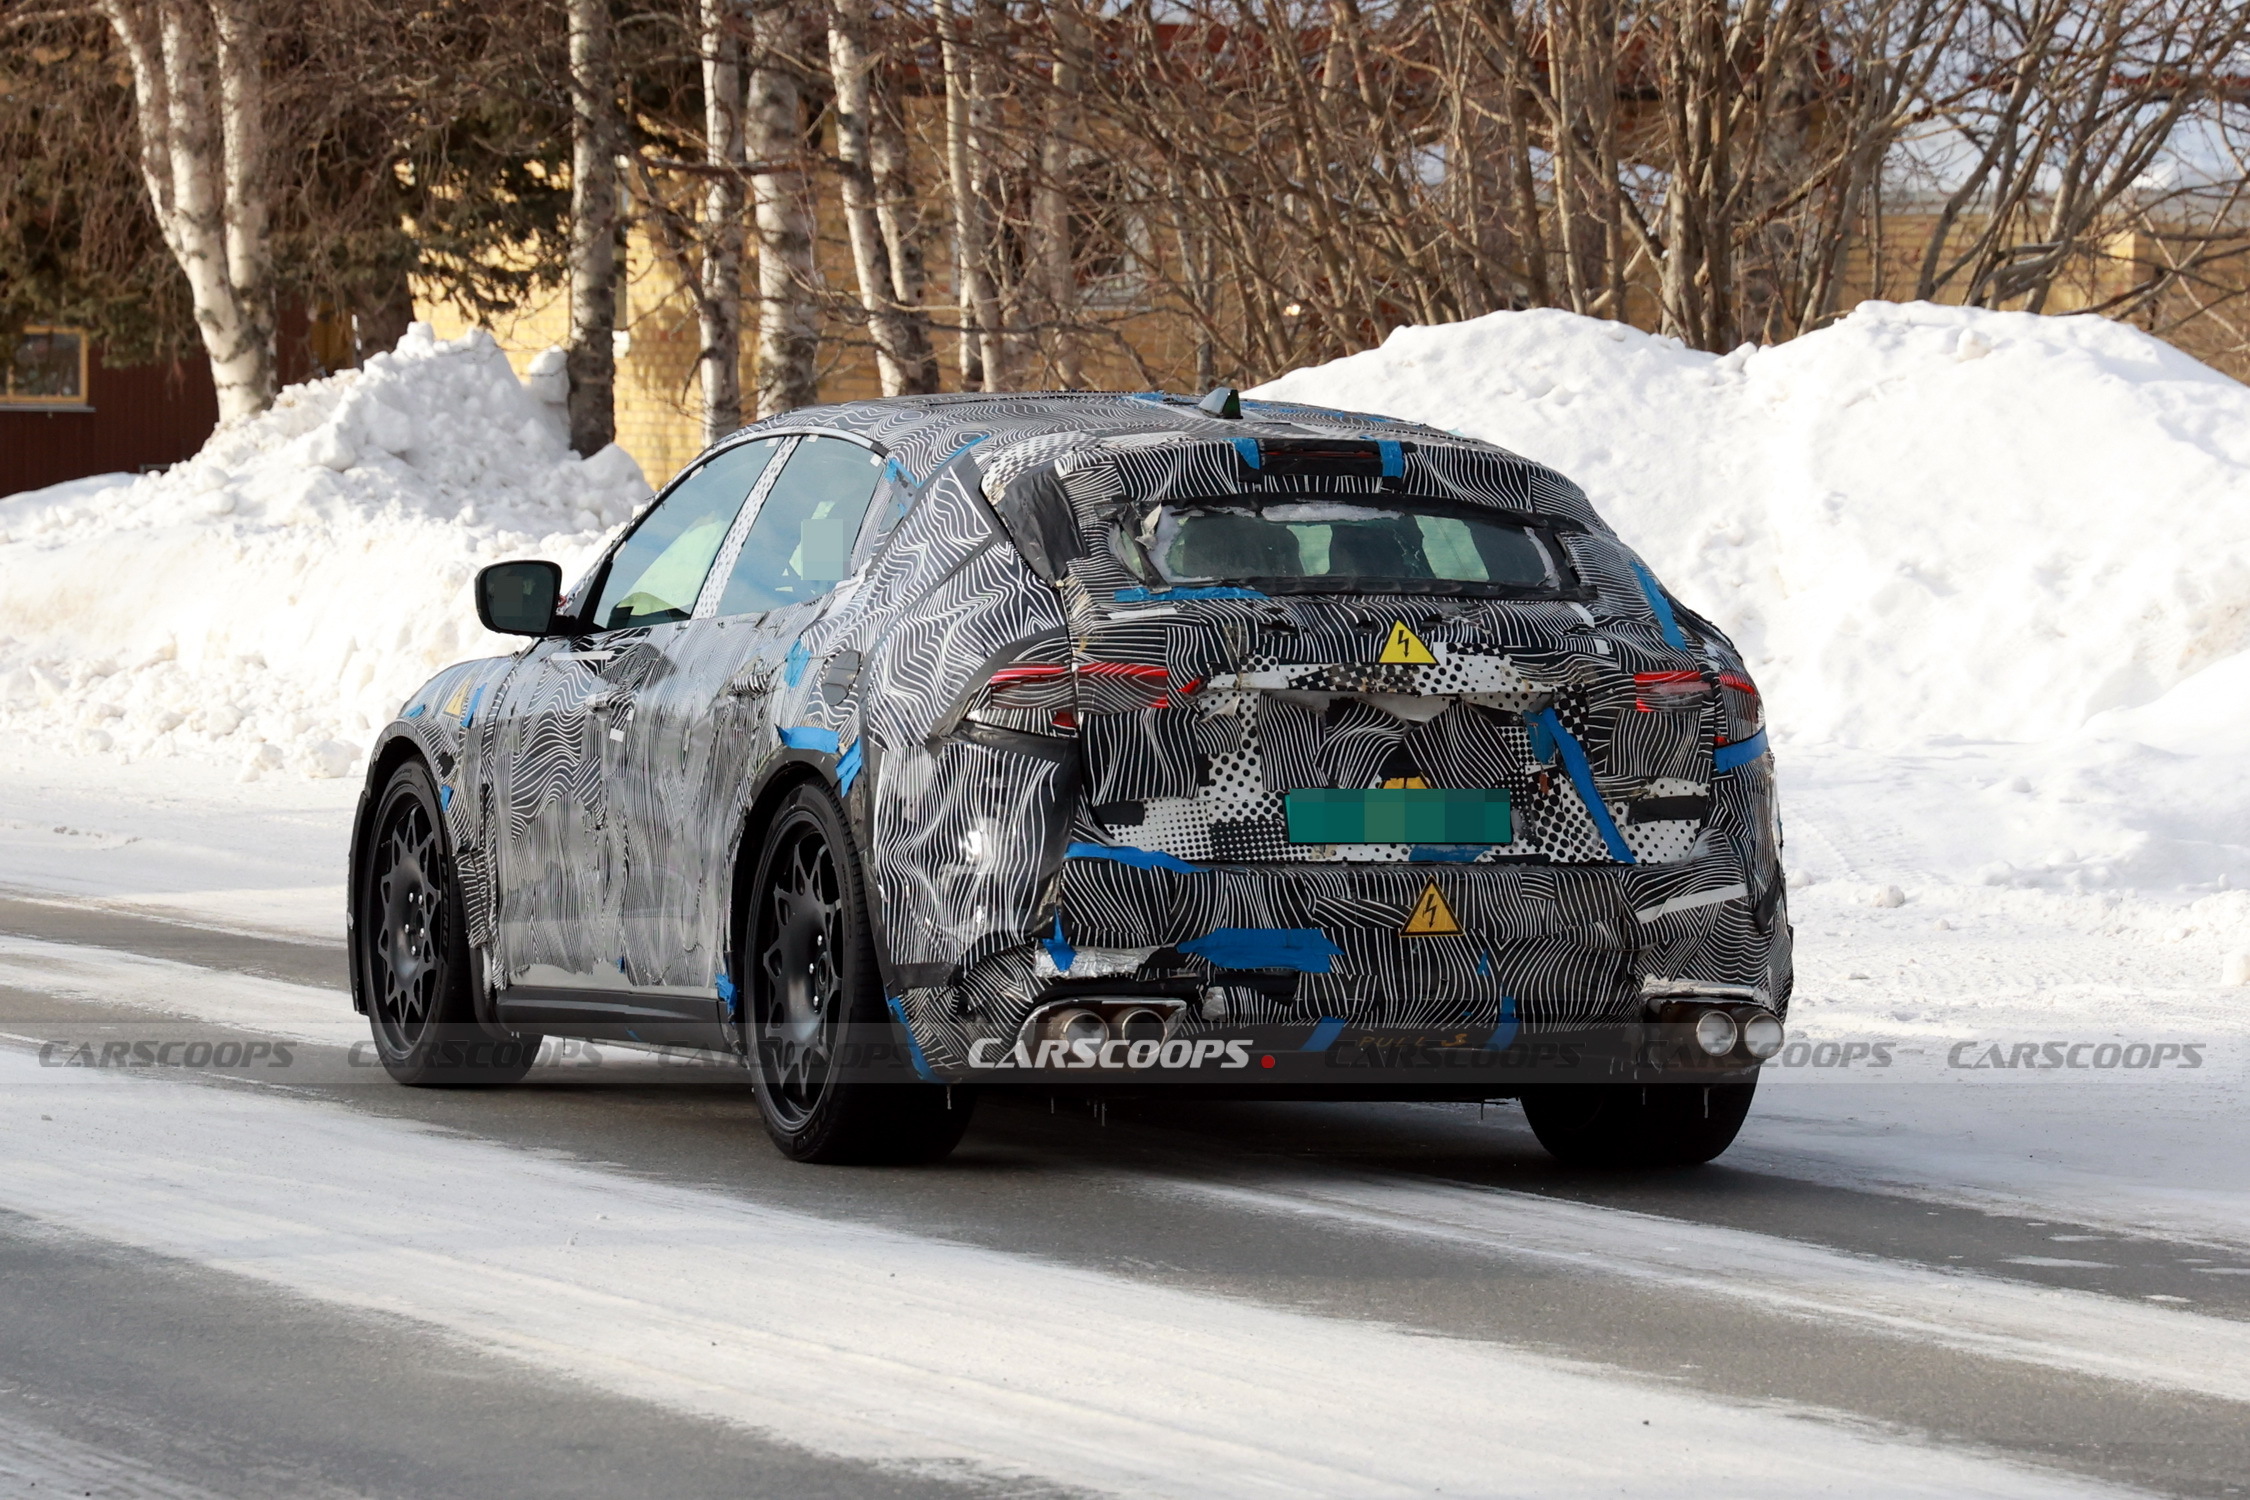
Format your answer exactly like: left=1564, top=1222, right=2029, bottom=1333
left=1, top=892, right=2245, bottom=1498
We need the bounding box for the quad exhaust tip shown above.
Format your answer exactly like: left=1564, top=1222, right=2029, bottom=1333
left=1025, top=997, right=1189, bottom=1052
left=1654, top=997, right=1785, bottom=1063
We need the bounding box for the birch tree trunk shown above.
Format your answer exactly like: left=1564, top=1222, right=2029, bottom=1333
left=698, top=0, right=747, bottom=445
left=872, top=85, right=939, bottom=393
left=1033, top=2, right=1084, bottom=388
left=939, top=1, right=992, bottom=388
left=825, top=0, right=917, bottom=395
left=98, top=0, right=276, bottom=423
left=748, top=0, right=818, bottom=415
left=566, top=0, right=621, bottom=456
left=968, top=0, right=1011, bottom=388
left=936, top=2, right=999, bottom=386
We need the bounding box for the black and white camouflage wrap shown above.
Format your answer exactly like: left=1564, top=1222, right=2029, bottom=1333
left=352, top=391, right=1790, bottom=1079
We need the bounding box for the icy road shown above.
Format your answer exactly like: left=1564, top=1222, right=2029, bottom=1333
left=2, top=865, right=2247, bottom=1497
left=6, top=302, right=2250, bottom=1495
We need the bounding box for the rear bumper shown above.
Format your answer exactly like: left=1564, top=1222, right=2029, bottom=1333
left=893, top=846, right=1791, bottom=1080
left=947, top=1015, right=1769, bottom=1096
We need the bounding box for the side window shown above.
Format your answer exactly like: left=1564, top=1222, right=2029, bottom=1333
left=713, top=436, right=885, bottom=617
left=591, top=439, right=781, bottom=631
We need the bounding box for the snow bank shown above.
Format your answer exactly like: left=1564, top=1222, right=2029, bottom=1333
left=1257, top=302, right=2250, bottom=894
left=0, top=326, right=647, bottom=780
left=1258, top=302, right=2250, bottom=748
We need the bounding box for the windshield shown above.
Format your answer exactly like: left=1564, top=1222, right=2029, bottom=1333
left=1134, top=501, right=1560, bottom=594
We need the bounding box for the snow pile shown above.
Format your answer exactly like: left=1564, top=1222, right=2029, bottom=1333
left=1257, top=302, right=2250, bottom=893
left=0, top=326, right=647, bottom=780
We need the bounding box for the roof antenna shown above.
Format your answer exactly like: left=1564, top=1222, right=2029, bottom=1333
left=1197, top=386, right=1242, bottom=419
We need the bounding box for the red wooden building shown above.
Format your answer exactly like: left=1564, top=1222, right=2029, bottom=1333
left=2, top=311, right=336, bottom=497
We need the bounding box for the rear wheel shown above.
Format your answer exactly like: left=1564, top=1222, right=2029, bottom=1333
left=742, top=784, right=973, bottom=1164
left=1520, top=1078, right=1756, bottom=1167
left=358, top=760, right=539, bottom=1088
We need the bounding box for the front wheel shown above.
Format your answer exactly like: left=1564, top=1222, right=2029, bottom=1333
left=356, top=759, right=540, bottom=1088
left=741, top=784, right=973, bottom=1164
left=1520, top=1078, right=1757, bottom=1167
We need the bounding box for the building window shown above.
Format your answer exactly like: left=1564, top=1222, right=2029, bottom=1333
left=2, top=328, right=89, bottom=407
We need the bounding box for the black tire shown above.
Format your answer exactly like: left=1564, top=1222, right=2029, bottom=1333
left=741, top=783, right=974, bottom=1164
left=1520, top=1077, right=1757, bottom=1167
left=357, top=759, right=540, bottom=1088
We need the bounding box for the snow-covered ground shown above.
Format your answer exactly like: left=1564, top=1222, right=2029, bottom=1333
left=4, top=305, right=2248, bottom=1247
left=0, top=327, right=644, bottom=783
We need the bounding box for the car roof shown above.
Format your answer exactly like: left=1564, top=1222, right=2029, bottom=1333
left=697, top=390, right=1605, bottom=552
left=717, top=390, right=1479, bottom=479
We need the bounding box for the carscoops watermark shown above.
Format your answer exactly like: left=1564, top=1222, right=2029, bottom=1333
left=969, top=1036, right=1256, bottom=1071
left=1946, top=1040, right=2205, bottom=1070
left=40, top=1039, right=295, bottom=1069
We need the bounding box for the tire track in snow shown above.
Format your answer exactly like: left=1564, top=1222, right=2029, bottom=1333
left=1, top=1052, right=2116, bottom=1500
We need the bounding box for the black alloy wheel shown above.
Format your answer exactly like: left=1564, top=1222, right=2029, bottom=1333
left=743, top=784, right=973, bottom=1163
left=1519, top=1078, right=1757, bottom=1167
left=359, top=759, right=539, bottom=1087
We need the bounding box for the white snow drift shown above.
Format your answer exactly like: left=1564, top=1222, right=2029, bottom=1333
left=4, top=301, right=2247, bottom=896
left=1257, top=301, right=2250, bottom=894
left=0, top=326, right=646, bottom=780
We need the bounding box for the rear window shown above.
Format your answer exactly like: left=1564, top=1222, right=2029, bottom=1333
left=1129, top=501, right=1562, bottom=595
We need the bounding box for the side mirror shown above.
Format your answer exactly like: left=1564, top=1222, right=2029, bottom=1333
left=476, top=560, right=563, bottom=637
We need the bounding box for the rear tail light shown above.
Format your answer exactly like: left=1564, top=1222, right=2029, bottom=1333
left=976, top=660, right=1181, bottom=727
left=1718, top=671, right=1762, bottom=740
left=1077, top=661, right=1176, bottom=713
left=985, top=664, right=1074, bottom=710
left=1634, top=670, right=1714, bottom=712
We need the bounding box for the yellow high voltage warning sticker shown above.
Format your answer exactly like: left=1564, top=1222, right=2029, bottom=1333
left=1402, top=880, right=1462, bottom=936
left=1378, top=621, right=1437, bottom=664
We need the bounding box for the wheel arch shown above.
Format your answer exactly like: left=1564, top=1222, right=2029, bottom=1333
left=347, top=731, right=436, bottom=1016
left=724, top=763, right=836, bottom=1031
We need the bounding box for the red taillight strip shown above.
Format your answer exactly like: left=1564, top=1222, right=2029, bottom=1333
left=985, top=660, right=1178, bottom=712
left=1633, top=669, right=1711, bottom=712
left=1718, top=671, right=1757, bottom=696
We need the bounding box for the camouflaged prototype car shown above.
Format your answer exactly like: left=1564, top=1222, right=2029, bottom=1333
left=348, top=388, right=1790, bottom=1164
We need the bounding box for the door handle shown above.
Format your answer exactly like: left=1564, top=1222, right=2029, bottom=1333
left=585, top=689, right=620, bottom=713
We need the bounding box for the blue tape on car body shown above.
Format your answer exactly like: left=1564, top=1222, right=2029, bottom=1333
left=1065, top=842, right=1205, bottom=873
left=438, top=784, right=453, bottom=811
left=1524, top=711, right=1559, bottom=764
left=1377, top=439, right=1405, bottom=477
left=885, top=995, right=945, bottom=1084
left=1232, top=437, right=1262, bottom=470
left=1714, top=728, right=1770, bottom=772
left=1042, top=915, right=1075, bottom=974
left=1528, top=707, right=1635, bottom=862
left=782, top=640, right=810, bottom=687
left=460, top=684, right=485, bottom=728
left=715, top=972, right=738, bottom=1018
left=1485, top=993, right=1521, bottom=1051
left=836, top=738, right=864, bottom=794
left=779, top=725, right=840, bottom=754
left=1628, top=558, right=1689, bottom=650
left=1179, top=927, right=1342, bottom=973
left=1302, top=1016, right=1347, bottom=1052
left=1410, top=845, right=1491, bottom=863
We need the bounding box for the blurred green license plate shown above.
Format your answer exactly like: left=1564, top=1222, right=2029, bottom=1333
left=1285, top=788, right=1513, bottom=845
